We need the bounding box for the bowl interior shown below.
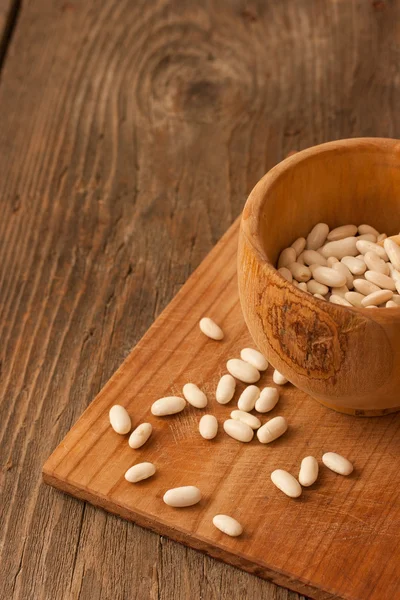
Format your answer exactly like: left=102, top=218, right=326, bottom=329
left=253, top=139, right=400, bottom=265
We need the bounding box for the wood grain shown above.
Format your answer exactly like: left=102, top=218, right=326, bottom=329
left=44, top=219, right=400, bottom=600
left=1, top=0, right=400, bottom=599
left=239, top=138, right=400, bottom=415
left=0, top=0, right=18, bottom=65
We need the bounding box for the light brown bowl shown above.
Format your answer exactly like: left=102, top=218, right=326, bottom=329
left=238, top=138, right=400, bottom=416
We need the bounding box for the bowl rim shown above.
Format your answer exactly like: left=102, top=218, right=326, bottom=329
left=241, top=137, right=400, bottom=312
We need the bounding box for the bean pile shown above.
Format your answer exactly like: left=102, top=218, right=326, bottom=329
left=277, top=223, right=400, bottom=307
left=109, top=317, right=354, bottom=538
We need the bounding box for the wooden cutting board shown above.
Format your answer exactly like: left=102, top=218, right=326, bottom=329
left=43, top=218, right=400, bottom=600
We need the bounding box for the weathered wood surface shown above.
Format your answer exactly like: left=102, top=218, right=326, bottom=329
left=1, top=0, right=400, bottom=599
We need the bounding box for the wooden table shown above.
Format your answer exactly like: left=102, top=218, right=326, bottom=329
left=1, top=1, right=399, bottom=599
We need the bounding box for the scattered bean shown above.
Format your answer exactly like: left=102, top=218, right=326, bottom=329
left=213, top=515, right=243, bottom=537
left=240, top=347, right=268, bottom=371
left=226, top=359, right=260, bottom=383
left=199, top=317, right=224, bottom=340
left=257, top=416, right=287, bottom=443
left=223, top=419, right=254, bottom=442
left=199, top=414, right=218, bottom=439
left=298, top=456, right=319, bottom=487
left=151, top=396, right=186, bottom=416
left=216, top=374, right=236, bottom=404
left=272, top=369, right=288, bottom=385
left=183, top=383, right=208, bottom=408
left=255, top=387, right=279, bottom=413
left=128, top=423, right=152, bottom=449
left=163, top=486, right=202, bottom=507
left=125, top=462, right=156, bottom=483
left=230, top=410, right=261, bottom=430
left=322, top=452, right=353, bottom=476
left=237, top=385, right=260, bottom=412
left=109, top=405, right=131, bottom=434
left=271, top=469, right=302, bottom=498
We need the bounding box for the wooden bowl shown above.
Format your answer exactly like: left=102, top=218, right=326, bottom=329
left=238, top=138, right=400, bottom=416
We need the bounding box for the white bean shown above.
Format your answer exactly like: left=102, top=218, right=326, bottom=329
left=388, top=263, right=400, bottom=282
left=303, top=250, right=328, bottom=267
left=364, top=251, right=389, bottom=275
left=255, top=387, right=279, bottom=413
left=356, top=240, right=388, bottom=260
left=230, top=410, right=261, bottom=430
left=312, top=266, right=346, bottom=287
left=357, top=233, right=377, bottom=242
left=109, top=405, right=131, bottom=434
left=320, top=237, right=358, bottom=259
left=278, top=267, right=293, bottom=282
left=125, top=462, right=156, bottom=483
left=128, top=423, right=152, bottom=449
left=297, top=282, right=309, bottom=293
left=307, top=279, right=329, bottom=295
left=223, top=419, right=254, bottom=442
left=322, top=452, right=353, bottom=476
left=358, top=224, right=379, bottom=236
left=327, top=224, right=357, bottom=241
left=199, top=317, right=224, bottom=340
left=332, top=262, right=354, bottom=289
left=163, top=486, right=202, bottom=507
left=296, top=252, right=305, bottom=265
left=237, top=385, right=260, bottom=412
left=213, top=515, right=243, bottom=537
left=364, top=271, right=396, bottom=291
left=384, top=238, right=400, bottom=271
left=278, top=247, right=297, bottom=269
left=306, top=223, right=329, bottom=250
left=226, top=359, right=260, bottom=383
left=199, top=414, right=218, bottom=439
left=329, top=294, right=352, bottom=307
left=314, top=293, right=326, bottom=300
left=151, top=396, right=186, bottom=416
left=344, top=291, right=365, bottom=308
left=326, top=256, right=339, bottom=267
left=341, top=256, right=366, bottom=275
left=361, top=289, right=393, bottom=307
left=298, top=456, right=319, bottom=487
left=216, top=374, right=236, bottom=404
left=390, top=294, right=400, bottom=305
left=386, top=301, right=398, bottom=308
left=377, top=233, right=387, bottom=242
left=240, top=347, right=268, bottom=371
left=271, top=469, right=302, bottom=498
left=257, top=416, right=287, bottom=443
left=331, top=285, right=349, bottom=298
left=183, top=383, right=208, bottom=409
left=288, top=262, right=312, bottom=282
left=353, top=279, right=381, bottom=296
left=291, top=237, right=306, bottom=257
left=272, top=369, right=288, bottom=385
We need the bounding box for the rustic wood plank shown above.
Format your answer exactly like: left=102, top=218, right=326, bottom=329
left=0, top=0, right=400, bottom=599
left=43, top=217, right=400, bottom=600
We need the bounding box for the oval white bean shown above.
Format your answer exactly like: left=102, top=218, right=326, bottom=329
left=278, top=247, right=297, bottom=269
left=213, top=514, right=243, bottom=537
left=384, top=238, right=400, bottom=271
left=272, top=369, right=288, bottom=385
left=322, top=452, right=353, bottom=476
left=361, top=289, right=393, bottom=307
left=353, top=279, right=381, bottom=296
left=278, top=267, right=293, bottom=282
left=344, top=291, right=365, bottom=308
left=326, top=256, right=339, bottom=267
left=364, top=271, right=396, bottom=291
left=303, top=250, right=328, bottom=267
left=291, top=237, right=306, bottom=257
left=288, top=262, right=312, bottom=282
left=226, top=359, right=260, bottom=383
left=364, top=251, right=389, bottom=275
left=386, top=300, right=398, bottom=308
left=199, top=414, right=218, bottom=439
left=388, top=263, right=400, bottom=282
left=125, top=462, right=156, bottom=483
left=109, top=405, right=131, bottom=434
left=271, top=469, right=302, bottom=498
left=329, top=294, right=352, bottom=307
left=255, top=387, right=279, bottom=413
left=230, top=410, right=261, bottom=430
left=296, top=252, right=305, bottom=265
left=223, top=419, right=254, bottom=442
left=306, top=223, right=329, bottom=250
left=128, top=423, right=152, bottom=449
left=341, top=256, right=366, bottom=275
left=357, top=233, right=377, bottom=242
left=320, top=237, right=358, bottom=259
left=257, top=416, right=287, bottom=443
left=183, top=383, right=208, bottom=408
left=327, top=224, right=357, bottom=241
left=199, top=317, right=224, bottom=340
left=297, top=282, right=309, bottom=293
left=331, top=285, right=349, bottom=298
left=240, top=347, right=268, bottom=371
left=358, top=224, right=379, bottom=236
left=356, top=240, right=388, bottom=260
left=163, top=486, right=202, bottom=507
left=307, top=279, right=329, bottom=295
left=390, top=294, right=400, bottom=305
left=312, top=266, right=346, bottom=287
left=237, top=385, right=260, bottom=412
left=298, top=456, right=319, bottom=487
left=332, top=262, right=353, bottom=289
left=151, top=396, right=186, bottom=416
left=216, top=374, right=236, bottom=404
